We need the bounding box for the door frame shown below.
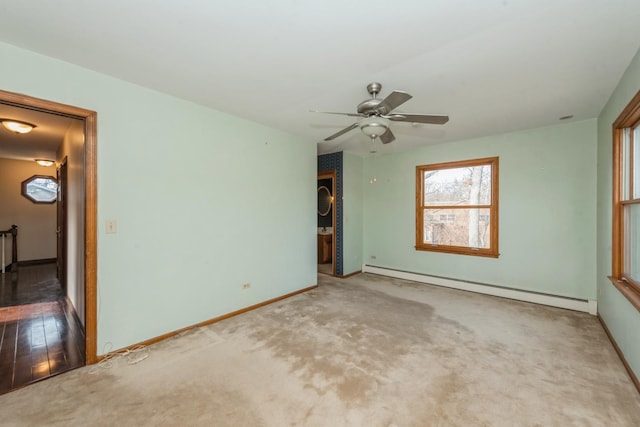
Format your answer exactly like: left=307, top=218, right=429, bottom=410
left=317, top=171, right=336, bottom=276
left=56, top=157, right=68, bottom=292
left=0, top=89, right=98, bottom=364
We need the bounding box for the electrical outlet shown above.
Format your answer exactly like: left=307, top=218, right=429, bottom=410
left=371, top=255, right=377, bottom=260
left=242, top=283, right=251, bottom=290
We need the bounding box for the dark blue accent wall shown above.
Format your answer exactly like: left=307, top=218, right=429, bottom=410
left=318, top=152, right=343, bottom=275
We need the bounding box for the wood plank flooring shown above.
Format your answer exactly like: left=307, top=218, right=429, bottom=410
left=0, top=264, right=84, bottom=394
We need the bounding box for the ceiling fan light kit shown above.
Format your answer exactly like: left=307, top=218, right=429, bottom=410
left=314, top=82, right=449, bottom=145
left=360, top=116, right=389, bottom=139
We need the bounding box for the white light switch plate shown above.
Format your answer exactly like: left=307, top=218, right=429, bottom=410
left=106, top=220, right=117, bottom=234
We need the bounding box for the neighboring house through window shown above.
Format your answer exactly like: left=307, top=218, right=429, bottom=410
left=416, top=157, right=499, bottom=257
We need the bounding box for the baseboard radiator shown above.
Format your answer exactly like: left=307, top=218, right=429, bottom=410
left=362, top=265, right=597, bottom=315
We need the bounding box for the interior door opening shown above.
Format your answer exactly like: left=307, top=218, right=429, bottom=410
left=317, top=171, right=336, bottom=276
left=0, top=89, right=98, bottom=374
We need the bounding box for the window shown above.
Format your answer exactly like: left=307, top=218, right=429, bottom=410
left=416, top=157, right=499, bottom=257
left=611, top=90, right=640, bottom=311
left=21, top=175, right=58, bottom=204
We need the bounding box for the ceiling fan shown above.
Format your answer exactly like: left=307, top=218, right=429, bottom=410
left=313, top=82, right=449, bottom=144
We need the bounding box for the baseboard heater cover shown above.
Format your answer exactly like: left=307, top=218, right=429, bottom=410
left=362, top=265, right=597, bottom=315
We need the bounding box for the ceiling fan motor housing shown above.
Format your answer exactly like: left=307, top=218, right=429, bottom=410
left=358, top=82, right=390, bottom=115
left=357, top=98, right=389, bottom=115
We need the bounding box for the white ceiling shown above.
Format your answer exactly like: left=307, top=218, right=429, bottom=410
left=0, top=0, right=639, bottom=156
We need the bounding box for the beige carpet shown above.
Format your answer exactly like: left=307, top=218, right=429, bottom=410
left=2, top=273, right=639, bottom=426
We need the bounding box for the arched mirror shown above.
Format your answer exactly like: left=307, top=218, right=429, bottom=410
left=317, top=186, right=332, bottom=216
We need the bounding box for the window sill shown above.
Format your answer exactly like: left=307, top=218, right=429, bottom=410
left=608, top=276, right=640, bottom=312
left=415, top=245, right=499, bottom=258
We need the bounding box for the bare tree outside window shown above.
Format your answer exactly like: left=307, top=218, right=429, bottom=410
left=416, top=157, right=499, bottom=257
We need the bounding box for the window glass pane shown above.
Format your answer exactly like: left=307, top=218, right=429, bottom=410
left=633, top=128, right=640, bottom=200
left=422, top=208, right=491, bottom=248
left=24, top=177, right=58, bottom=203
left=622, top=128, right=631, bottom=200
left=624, top=204, right=640, bottom=281
left=423, top=165, right=491, bottom=206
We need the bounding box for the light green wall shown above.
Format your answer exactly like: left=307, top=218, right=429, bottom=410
left=0, top=42, right=317, bottom=351
left=597, top=48, right=640, bottom=379
left=363, top=119, right=598, bottom=300
left=342, top=152, right=363, bottom=275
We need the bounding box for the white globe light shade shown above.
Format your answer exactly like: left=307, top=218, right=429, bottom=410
left=359, top=116, right=389, bottom=138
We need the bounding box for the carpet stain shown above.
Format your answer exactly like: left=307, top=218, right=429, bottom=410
left=223, top=280, right=478, bottom=407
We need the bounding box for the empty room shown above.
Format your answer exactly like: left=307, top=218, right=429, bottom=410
left=1, top=1, right=640, bottom=425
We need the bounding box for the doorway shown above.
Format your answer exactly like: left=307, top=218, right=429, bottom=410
left=0, top=89, right=98, bottom=371
left=317, top=171, right=336, bottom=276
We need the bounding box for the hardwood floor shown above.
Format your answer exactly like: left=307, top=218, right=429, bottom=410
left=318, top=262, right=332, bottom=275
left=0, top=263, right=84, bottom=394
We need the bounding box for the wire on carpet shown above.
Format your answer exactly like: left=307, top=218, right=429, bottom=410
left=88, top=343, right=150, bottom=374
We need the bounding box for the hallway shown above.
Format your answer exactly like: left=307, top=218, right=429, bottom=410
left=0, top=263, right=84, bottom=394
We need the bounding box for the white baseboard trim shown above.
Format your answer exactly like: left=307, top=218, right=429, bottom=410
left=362, top=265, right=597, bottom=315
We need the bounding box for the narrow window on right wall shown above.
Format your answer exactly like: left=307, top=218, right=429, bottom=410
left=611, top=90, right=640, bottom=310
left=416, top=157, right=499, bottom=258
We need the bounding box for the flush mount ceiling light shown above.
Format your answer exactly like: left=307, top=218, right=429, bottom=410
left=359, top=116, right=389, bottom=139
left=1, top=119, right=36, bottom=134
left=35, top=159, right=54, bottom=167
